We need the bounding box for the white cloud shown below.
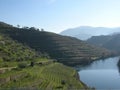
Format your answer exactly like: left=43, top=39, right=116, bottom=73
left=48, top=0, right=56, bottom=4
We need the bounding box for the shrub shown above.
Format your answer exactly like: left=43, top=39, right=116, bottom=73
left=18, top=62, right=27, bottom=68
left=61, top=80, right=66, bottom=85
left=30, top=61, right=34, bottom=67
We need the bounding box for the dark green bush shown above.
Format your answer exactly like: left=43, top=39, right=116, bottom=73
left=18, top=62, right=27, bottom=68
left=30, top=61, right=34, bottom=67
left=61, top=80, right=66, bottom=85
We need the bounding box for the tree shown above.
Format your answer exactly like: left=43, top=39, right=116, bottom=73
left=41, top=28, right=44, bottom=32
left=30, top=27, right=36, bottom=30
left=17, top=24, right=20, bottom=28
left=61, top=80, right=66, bottom=85
left=18, top=62, right=27, bottom=68
left=22, top=26, right=29, bottom=29
left=30, top=61, right=34, bottom=67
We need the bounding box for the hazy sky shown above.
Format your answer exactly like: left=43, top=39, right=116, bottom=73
left=0, top=0, right=120, bottom=33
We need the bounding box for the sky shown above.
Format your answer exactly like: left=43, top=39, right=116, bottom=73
left=0, top=0, right=120, bottom=33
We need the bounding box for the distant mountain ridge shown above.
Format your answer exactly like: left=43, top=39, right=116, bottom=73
left=60, top=26, right=120, bottom=40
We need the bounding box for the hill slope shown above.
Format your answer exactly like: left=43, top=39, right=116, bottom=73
left=87, top=35, right=113, bottom=47
left=60, top=26, right=120, bottom=40
left=87, top=33, right=120, bottom=54
left=0, top=26, right=88, bottom=89
left=0, top=62, right=88, bottom=89
left=0, top=22, right=112, bottom=66
left=0, top=34, right=37, bottom=64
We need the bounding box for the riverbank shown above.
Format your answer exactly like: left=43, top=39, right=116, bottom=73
left=76, top=56, right=120, bottom=89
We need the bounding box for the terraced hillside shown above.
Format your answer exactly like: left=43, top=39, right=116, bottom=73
left=0, top=22, right=112, bottom=66
left=0, top=62, right=88, bottom=89
left=0, top=34, right=37, bottom=67
left=0, top=31, right=88, bottom=89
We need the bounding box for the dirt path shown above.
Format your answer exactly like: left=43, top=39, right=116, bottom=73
left=0, top=67, right=16, bottom=74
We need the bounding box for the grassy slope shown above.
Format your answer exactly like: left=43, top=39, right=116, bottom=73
left=0, top=34, right=38, bottom=67
left=0, top=61, right=88, bottom=89
left=0, top=30, right=88, bottom=89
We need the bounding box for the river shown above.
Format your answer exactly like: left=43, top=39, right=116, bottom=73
left=76, top=57, right=120, bottom=89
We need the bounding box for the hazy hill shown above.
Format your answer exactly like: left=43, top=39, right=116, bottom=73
left=60, top=26, right=120, bottom=40
left=87, top=35, right=113, bottom=46
left=87, top=33, right=120, bottom=54
left=0, top=22, right=112, bottom=66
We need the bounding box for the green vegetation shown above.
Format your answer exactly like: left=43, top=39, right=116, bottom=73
left=0, top=34, right=37, bottom=63
left=0, top=22, right=112, bottom=66
left=87, top=34, right=120, bottom=54
left=0, top=55, right=88, bottom=88
left=0, top=22, right=89, bottom=89
left=0, top=58, right=88, bottom=89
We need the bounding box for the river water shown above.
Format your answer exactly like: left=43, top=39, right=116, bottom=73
left=76, top=57, right=120, bottom=89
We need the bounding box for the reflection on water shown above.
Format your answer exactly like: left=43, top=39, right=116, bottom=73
left=76, top=57, right=120, bottom=89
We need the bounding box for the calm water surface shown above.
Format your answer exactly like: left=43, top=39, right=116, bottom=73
left=76, top=57, right=120, bottom=89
